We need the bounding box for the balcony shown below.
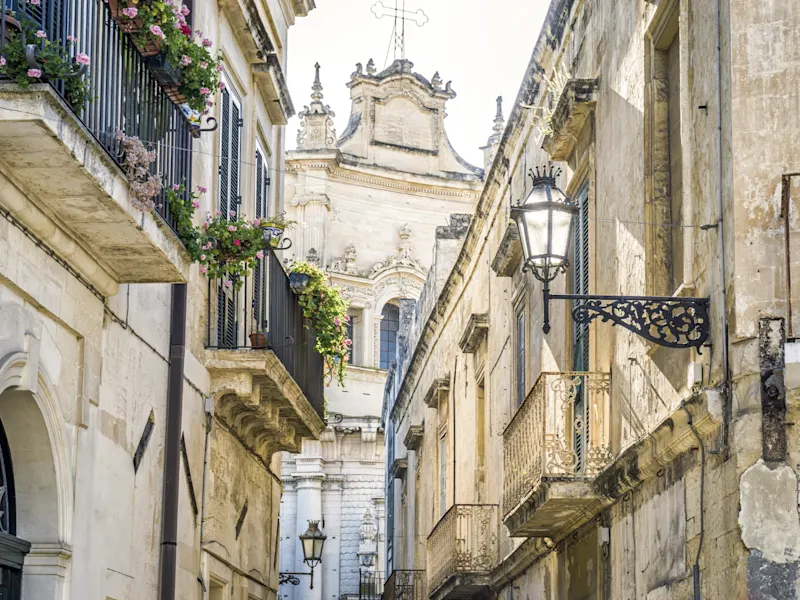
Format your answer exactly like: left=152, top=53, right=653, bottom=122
left=503, top=372, right=613, bottom=538
left=0, top=1, right=193, bottom=295
left=205, top=248, right=325, bottom=456
left=359, top=569, right=384, bottom=600
left=384, top=570, right=426, bottom=600
left=426, top=505, right=499, bottom=600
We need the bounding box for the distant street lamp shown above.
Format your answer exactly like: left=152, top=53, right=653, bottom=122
left=279, top=520, right=327, bottom=589
left=511, top=166, right=711, bottom=349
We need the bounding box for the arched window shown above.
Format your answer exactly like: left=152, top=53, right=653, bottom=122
left=379, top=303, right=400, bottom=370
left=0, top=418, right=25, bottom=599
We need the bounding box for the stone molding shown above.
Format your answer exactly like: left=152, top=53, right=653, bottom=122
left=390, top=457, right=408, bottom=480
left=490, top=222, right=522, bottom=277
left=458, top=313, right=489, bottom=353
left=422, top=377, right=450, bottom=409
left=206, top=349, right=325, bottom=459
left=541, top=78, right=599, bottom=161
left=403, top=425, right=424, bottom=452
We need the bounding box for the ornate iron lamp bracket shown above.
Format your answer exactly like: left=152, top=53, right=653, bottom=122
left=548, top=293, right=711, bottom=350
left=279, top=573, right=302, bottom=586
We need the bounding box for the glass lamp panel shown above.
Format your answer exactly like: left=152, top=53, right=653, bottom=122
left=313, top=537, right=325, bottom=560
left=301, top=536, right=314, bottom=562
left=549, top=207, right=575, bottom=265
left=523, top=209, right=550, bottom=260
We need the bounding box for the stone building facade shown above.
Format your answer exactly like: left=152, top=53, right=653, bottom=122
left=0, top=0, right=321, bottom=598
left=383, top=1, right=800, bottom=599
left=278, top=60, right=488, bottom=600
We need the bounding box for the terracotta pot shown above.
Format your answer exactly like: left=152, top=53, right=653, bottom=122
left=106, top=0, right=162, bottom=57
left=1, top=15, right=21, bottom=46
left=249, top=332, right=267, bottom=349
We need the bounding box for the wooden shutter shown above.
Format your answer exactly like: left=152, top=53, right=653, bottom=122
left=252, top=147, right=268, bottom=334
left=572, top=183, right=590, bottom=471
left=218, top=85, right=242, bottom=217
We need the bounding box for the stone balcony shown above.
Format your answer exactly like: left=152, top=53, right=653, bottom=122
left=0, top=2, right=197, bottom=295
left=205, top=248, right=325, bottom=457
left=426, top=505, right=499, bottom=600
left=384, top=570, right=426, bottom=600
left=502, top=372, right=613, bottom=538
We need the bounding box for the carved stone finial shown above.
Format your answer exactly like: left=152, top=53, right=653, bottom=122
left=297, top=63, right=337, bottom=150
left=366, top=58, right=376, bottom=75
left=493, top=96, right=505, bottom=134
left=359, top=509, right=377, bottom=543
left=307, top=248, right=320, bottom=266
left=431, top=71, right=442, bottom=89
left=397, top=223, right=413, bottom=259
left=351, top=62, right=364, bottom=79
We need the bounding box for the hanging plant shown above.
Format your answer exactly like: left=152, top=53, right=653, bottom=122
left=116, top=130, right=162, bottom=211
left=112, top=0, right=222, bottom=112
left=288, top=260, right=351, bottom=387
left=164, top=182, right=202, bottom=257
left=258, top=212, right=296, bottom=248
left=0, top=14, right=92, bottom=110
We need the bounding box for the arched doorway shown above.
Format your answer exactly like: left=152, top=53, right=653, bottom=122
left=0, top=415, right=30, bottom=599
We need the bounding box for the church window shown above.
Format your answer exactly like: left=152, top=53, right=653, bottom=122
left=380, top=303, right=400, bottom=369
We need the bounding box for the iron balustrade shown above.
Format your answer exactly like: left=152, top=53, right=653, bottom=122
left=0, top=0, right=192, bottom=232
left=426, top=504, right=498, bottom=594
left=358, top=570, right=384, bottom=600
left=205, top=248, right=325, bottom=418
left=384, top=570, right=426, bottom=600
left=502, top=372, right=613, bottom=518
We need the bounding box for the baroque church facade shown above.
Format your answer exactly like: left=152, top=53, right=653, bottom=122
left=278, top=59, right=496, bottom=600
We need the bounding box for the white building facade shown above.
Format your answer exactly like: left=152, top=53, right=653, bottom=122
left=279, top=59, right=492, bottom=600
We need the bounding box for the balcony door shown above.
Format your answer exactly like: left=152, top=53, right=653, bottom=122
left=0, top=420, right=26, bottom=600
left=252, top=142, right=271, bottom=337
left=571, top=182, right=590, bottom=472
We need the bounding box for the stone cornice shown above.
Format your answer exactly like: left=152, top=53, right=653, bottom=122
left=285, top=154, right=481, bottom=199
left=458, top=313, right=489, bottom=353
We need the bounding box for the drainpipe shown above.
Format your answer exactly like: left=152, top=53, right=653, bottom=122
left=159, top=283, right=188, bottom=600
left=714, top=0, right=732, bottom=458
left=198, top=396, right=213, bottom=598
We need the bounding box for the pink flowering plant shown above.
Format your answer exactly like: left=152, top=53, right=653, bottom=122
left=116, top=0, right=220, bottom=111
left=0, top=14, right=92, bottom=109
left=195, top=214, right=265, bottom=288
left=115, top=130, right=162, bottom=211
left=288, top=260, right=351, bottom=386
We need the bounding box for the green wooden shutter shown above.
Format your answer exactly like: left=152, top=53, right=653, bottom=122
left=572, top=183, right=590, bottom=471
left=218, top=88, right=230, bottom=215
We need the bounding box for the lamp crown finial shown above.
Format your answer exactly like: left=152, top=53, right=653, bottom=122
left=529, top=164, right=561, bottom=188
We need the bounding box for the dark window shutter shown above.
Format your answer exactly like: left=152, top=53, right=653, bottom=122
left=572, top=183, right=590, bottom=470
left=219, top=88, right=231, bottom=215
left=252, top=149, right=266, bottom=333
left=230, top=101, right=241, bottom=218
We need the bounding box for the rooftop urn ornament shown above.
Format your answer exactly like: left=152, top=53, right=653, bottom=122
left=359, top=509, right=377, bottom=543
left=397, top=223, right=413, bottom=259
left=481, top=96, right=506, bottom=168
left=512, top=165, right=711, bottom=349
left=297, top=63, right=337, bottom=150
left=279, top=520, right=327, bottom=589
left=366, top=58, right=377, bottom=75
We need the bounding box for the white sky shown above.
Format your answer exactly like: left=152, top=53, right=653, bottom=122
left=285, top=0, right=549, bottom=167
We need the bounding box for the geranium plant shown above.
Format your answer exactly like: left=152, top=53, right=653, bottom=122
left=115, top=0, right=221, bottom=112
left=0, top=15, right=92, bottom=110
left=196, top=213, right=265, bottom=289
left=289, top=260, right=351, bottom=386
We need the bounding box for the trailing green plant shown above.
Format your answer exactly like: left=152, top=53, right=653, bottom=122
left=259, top=212, right=297, bottom=229
left=164, top=182, right=203, bottom=257
left=289, top=260, right=351, bottom=386
left=117, top=0, right=221, bottom=112
left=0, top=14, right=92, bottom=110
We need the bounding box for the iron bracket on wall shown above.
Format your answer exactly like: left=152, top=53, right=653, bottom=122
left=546, top=292, right=711, bottom=350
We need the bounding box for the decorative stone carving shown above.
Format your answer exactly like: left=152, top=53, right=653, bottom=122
left=480, top=96, right=505, bottom=169
left=306, top=248, right=320, bottom=266
left=328, top=243, right=361, bottom=275
left=359, top=509, right=377, bottom=543
left=297, top=63, right=337, bottom=151
left=368, top=224, right=427, bottom=278
left=366, top=58, right=377, bottom=75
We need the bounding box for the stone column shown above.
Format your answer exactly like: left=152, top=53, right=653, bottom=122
left=374, top=498, right=386, bottom=575
left=321, top=475, right=344, bottom=600
left=293, top=457, right=325, bottom=600
left=303, top=199, right=329, bottom=266
left=373, top=314, right=384, bottom=368
left=280, top=478, right=299, bottom=600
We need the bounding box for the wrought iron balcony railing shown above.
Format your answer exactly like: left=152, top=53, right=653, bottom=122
left=358, top=570, right=384, bottom=600
left=502, top=372, right=612, bottom=517
left=384, top=570, right=426, bottom=600
left=205, top=247, right=324, bottom=418
left=0, top=0, right=192, bottom=233
left=426, top=504, right=498, bottom=595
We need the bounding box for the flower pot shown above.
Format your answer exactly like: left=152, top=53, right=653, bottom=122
left=106, top=0, right=162, bottom=56
left=144, top=54, right=187, bottom=105
left=261, top=225, right=284, bottom=248
left=249, top=332, right=268, bottom=349
left=0, top=14, right=21, bottom=47
left=289, top=272, right=311, bottom=293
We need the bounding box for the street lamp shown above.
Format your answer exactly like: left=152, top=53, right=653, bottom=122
left=511, top=166, right=710, bottom=349
left=279, top=520, right=327, bottom=589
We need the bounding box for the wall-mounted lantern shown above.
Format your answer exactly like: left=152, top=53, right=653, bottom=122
left=511, top=166, right=710, bottom=349
left=279, top=520, right=327, bottom=589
